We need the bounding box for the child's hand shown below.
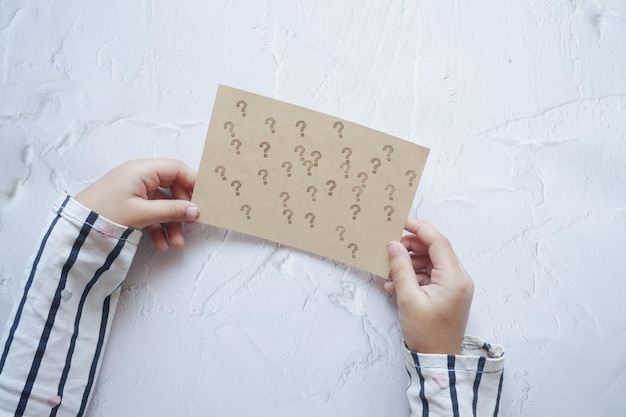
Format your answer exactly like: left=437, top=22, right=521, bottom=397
left=385, top=219, right=474, bottom=354
left=75, top=159, right=199, bottom=251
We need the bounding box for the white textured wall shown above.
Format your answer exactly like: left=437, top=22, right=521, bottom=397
left=1, top=1, right=625, bottom=415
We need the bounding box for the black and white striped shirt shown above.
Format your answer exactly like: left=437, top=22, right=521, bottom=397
left=404, top=336, right=505, bottom=416
left=0, top=195, right=504, bottom=416
left=0, top=195, right=141, bottom=415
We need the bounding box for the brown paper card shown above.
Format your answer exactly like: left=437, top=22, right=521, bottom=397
left=192, top=85, right=429, bottom=278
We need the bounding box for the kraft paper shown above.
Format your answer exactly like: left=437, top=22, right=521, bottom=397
left=192, top=85, right=429, bottom=278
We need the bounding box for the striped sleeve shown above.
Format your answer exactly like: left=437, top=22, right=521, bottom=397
left=0, top=195, right=142, bottom=416
left=404, top=336, right=505, bottom=417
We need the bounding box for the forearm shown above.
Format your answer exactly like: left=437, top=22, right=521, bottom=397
left=405, top=336, right=505, bottom=417
left=0, top=195, right=141, bottom=416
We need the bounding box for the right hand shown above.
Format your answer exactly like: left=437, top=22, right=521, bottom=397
left=385, top=219, right=474, bottom=354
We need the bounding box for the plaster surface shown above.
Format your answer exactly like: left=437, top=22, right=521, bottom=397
left=1, top=1, right=625, bottom=416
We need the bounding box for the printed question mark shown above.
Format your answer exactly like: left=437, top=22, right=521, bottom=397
left=230, top=139, right=242, bottom=155
left=384, top=205, right=394, bottom=221
left=357, top=172, right=368, bottom=188
left=303, top=160, right=313, bottom=176
left=259, top=141, right=271, bottom=158
left=305, top=212, right=316, bottom=228
left=223, top=121, right=235, bottom=137
left=230, top=180, right=242, bottom=196
left=342, top=147, right=352, bottom=161
left=307, top=186, right=318, bottom=201
left=294, top=145, right=306, bottom=161
left=370, top=158, right=382, bottom=174
left=296, top=120, right=307, bottom=137
left=311, top=150, right=322, bottom=166
left=340, top=161, right=351, bottom=178
left=347, top=243, right=358, bottom=258
left=282, top=209, right=294, bottom=224
left=265, top=117, right=276, bottom=133
left=350, top=204, right=361, bottom=220
left=335, top=225, right=346, bottom=241
left=385, top=184, right=396, bottom=201
left=240, top=204, right=252, bottom=219
left=333, top=121, right=344, bottom=138
left=325, top=180, right=337, bottom=196
left=383, top=145, right=394, bottom=162
left=281, top=161, right=293, bottom=177
left=352, top=186, right=363, bottom=202
left=405, top=170, right=417, bottom=186
left=257, top=169, right=269, bottom=185
left=236, top=100, right=247, bottom=117
left=214, top=165, right=226, bottom=181
left=279, top=191, right=290, bottom=207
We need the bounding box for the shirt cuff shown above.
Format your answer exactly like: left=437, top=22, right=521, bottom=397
left=55, top=194, right=143, bottom=246
left=403, top=335, right=505, bottom=373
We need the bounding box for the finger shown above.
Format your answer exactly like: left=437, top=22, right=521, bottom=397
left=385, top=274, right=430, bottom=290
left=384, top=280, right=395, bottom=294
left=405, top=219, right=460, bottom=271
left=148, top=188, right=187, bottom=248
left=132, top=199, right=200, bottom=230
left=387, top=241, right=425, bottom=306
left=164, top=221, right=185, bottom=249
left=171, top=182, right=193, bottom=202
left=400, top=235, right=429, bottom=255
left=410, top=254, right=430, bottom=271
left=147, top=224, right=170, bottom=251
left=415, top=272, right=431, bottom=286
left=139, top=159, right=197, bottom=193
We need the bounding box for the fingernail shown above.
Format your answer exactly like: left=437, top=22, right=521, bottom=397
left=387, top=241, right=400, bottom=255
left=185, top=206, right=199, bottom=222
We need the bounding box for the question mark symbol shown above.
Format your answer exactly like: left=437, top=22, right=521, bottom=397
left=333, top=121, right=344, bottom=138
left=383, top=145, right=394, bottom=162
left=357, top=172, right=368, bottom=189
left=342, top=147, right=352, bottom=161
left=385, top=184, right=396, bottom=201
left=282, top=209, right=294, bottom=224
left=281, top=161, right=293, bottom=177
left=230, top=139, right=242, bottom=155
left=347, top=243, right=358, bottom=258
left=340, top=161, right=351, bottom=178
left=279, top=191, right=290, bottom=207
left=294, top=145, right=306, bottom=161
left=257, top=169, right=269, bottom=185
left=384, top=205, right=394, bottom=221
left=259, top=141, right=271, bottom=158
left=305, top=212, right=316, bottom=228
left=214, top=165, right=226, bottom=181
left=236, top=100, right=247, bottom=117
left=352, top=186, right=363, bottom=202
left=240, top=204, right=252, bottom=219
left=405, top=170, right=417, bottom=186
left=230, top=180, right=242, bottom=196
left=370, top=158, right=382, bottom=174
left=311, top=150, right=322, bottom=166
left=350, top=204, right=361, bottom=220
left=306, top=186, right=318, bottom=201
left=335, top=225, right=346, bottom=241
left=223, top=121, right=235, bottom=137
left=296, top=120, right=307, bottom=137
left=325, top=180, right=337, bottom=196
left=303, top=160, right=313, bottom=176
left=265, top=117, right=276, bottom=133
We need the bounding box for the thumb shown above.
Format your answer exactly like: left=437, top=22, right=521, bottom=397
left=387, top=241, right=423, bottom=304
left=133, top=199, right=200, bottom=229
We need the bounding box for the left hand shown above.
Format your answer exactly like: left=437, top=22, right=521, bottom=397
left=75, top=158, right=199, bottom=251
